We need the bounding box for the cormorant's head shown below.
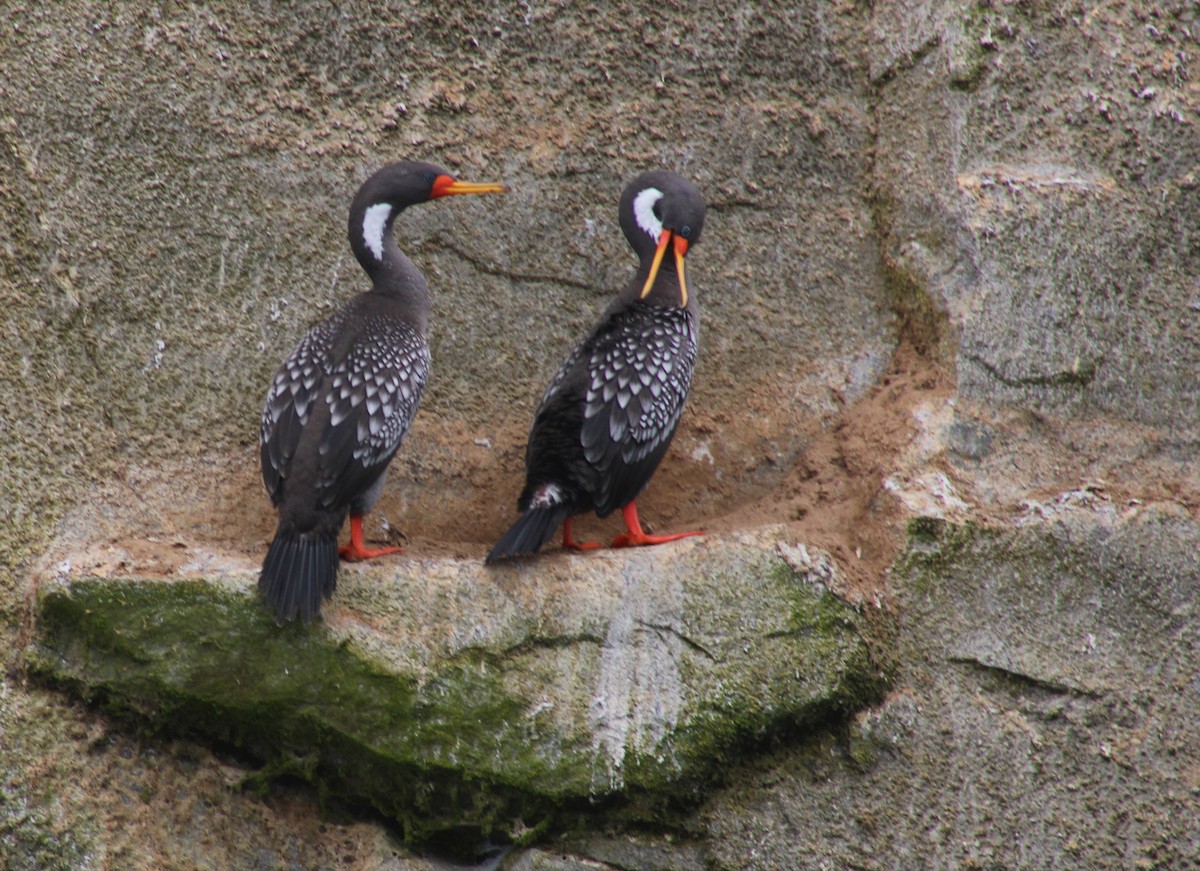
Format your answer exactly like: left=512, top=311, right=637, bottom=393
left=350, top=160, right=508, bottom=266
left=618, top=171, right=706, bottom=306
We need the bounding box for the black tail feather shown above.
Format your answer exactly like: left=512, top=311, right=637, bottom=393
left=259, top=529, right=339, bottom=623
left=485, top=507, right=569, bottom=564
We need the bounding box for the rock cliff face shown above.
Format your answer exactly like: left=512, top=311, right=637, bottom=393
left=3, top=1, right=1199, bottom=868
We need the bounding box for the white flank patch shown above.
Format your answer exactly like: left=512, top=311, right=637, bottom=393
left=361, top=203, right=392, bottom=260
left=632, top=187, right=664, bottom=241
left=531, top=482, right=563, bottom=508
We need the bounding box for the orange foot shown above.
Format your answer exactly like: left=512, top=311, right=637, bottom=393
left=562, top=516, right=602, bottom=551
left=339, top=515, right=405, bottom=561
left=608, top=501, right=704, bottom=549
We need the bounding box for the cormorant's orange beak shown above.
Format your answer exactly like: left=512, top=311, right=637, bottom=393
left=640, top=230, right=690, bottom=307
left=673, top=234, right=689, bottom=308
left=640, top=231, right=670, bottom=300
left=430, top=175, right=509, bottom=198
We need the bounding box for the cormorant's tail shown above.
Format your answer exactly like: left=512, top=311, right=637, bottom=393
left=485, top=506, right=569, bottom=564
left=259, top=529, right=339, bottom=623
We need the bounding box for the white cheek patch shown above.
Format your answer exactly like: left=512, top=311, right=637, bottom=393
left=632, top=187, right=664, bottom=242
left=362, top=203, right=392, bottom=261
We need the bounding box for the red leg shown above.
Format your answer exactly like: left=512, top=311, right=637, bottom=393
left=562, top=516, right=602, bottom=551
left=339, top=515, right=405, bottom=561
left=609, top=501, right=704, bottom=549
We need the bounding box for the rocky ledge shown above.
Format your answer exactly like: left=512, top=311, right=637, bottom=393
left=26, top=526, right=887, bottom=852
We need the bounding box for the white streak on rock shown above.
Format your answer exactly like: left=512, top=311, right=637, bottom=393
left=589, top=553, right=685, bottom=790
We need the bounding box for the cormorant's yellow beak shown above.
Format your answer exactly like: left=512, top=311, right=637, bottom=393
left=430, top=175, right=509, bottom=198
left=640, top=230, right=690, bottom=307
left=640, top=231, right=670, bottom=300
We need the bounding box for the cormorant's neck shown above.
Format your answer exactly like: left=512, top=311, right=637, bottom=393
left=348, top=201, right=432, bottom=329
left=629, top=256, right=687, bottom=309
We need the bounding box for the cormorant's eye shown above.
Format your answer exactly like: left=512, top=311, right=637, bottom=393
left=680, top=225, right=692, bottom=238
left=652, top=202, right=663, bottom=220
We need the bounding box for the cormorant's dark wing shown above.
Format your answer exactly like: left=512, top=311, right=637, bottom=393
left=260, top=316, right=341, bottom=506
left=579, top=302, right=697, bottom=516
left=259, top=308, right=429, bottom=512
left=516, top=340, right=591, bottom=512
left=313, top=317, right=429, bottom=511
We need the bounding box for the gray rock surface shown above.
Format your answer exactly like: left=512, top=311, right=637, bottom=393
left=873, top=1, right=1200, bottom=424
left=3, top=0, right=1200, bottom=868
left=704, top=508, right=1200, bottom=869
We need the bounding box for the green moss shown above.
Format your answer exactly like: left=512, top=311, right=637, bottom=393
left=0, top=784, right=94, bottom=871
left=845, top=728, right=880, bottom=772
left=27, top=579, right=597, bottom=851
left=883, top=250, right=952, bottom=361
left=26, top=551, right=892, bottom=851
left=906, top=515, right=948, bottom=544
left=948, top=6, right=991, bottom=92
left=628, top=555, right=889, bottom=804
left=894, top=518, right=1002, bottom=599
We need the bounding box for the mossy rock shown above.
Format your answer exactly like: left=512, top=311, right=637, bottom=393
left=25, top=527, right=887, bottom=851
